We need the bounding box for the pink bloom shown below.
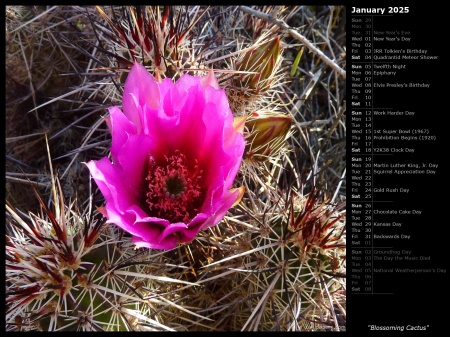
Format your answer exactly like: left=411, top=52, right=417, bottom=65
left=86, top=63, right=245, bottom=250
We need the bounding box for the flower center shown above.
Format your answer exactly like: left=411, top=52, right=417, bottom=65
left=164, top=173, right=186, bottom=198
left=144, top=150, right=205, bottom=223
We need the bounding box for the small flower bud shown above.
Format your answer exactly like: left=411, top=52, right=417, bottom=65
left=235, top=36, right=281, bottom=94
left=244, top=113, right=292, bottom=161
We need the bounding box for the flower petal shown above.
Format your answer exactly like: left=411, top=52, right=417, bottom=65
left=108, top=106, right=137, bottom=166
left=123, top=62, right=161, bottom=133
left=200, top=70, right=220, bottom=90
left=116, top=134, right=155, bottom=192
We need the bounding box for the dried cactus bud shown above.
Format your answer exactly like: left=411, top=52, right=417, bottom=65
left=244, top=113, right=292, bottom=161
left=235, top=36, right=281, bottom=93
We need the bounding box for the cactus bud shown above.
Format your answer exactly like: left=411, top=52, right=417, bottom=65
left=235, top=36, right=281, bottom=93
left=244, top=113, right=292, bottom=161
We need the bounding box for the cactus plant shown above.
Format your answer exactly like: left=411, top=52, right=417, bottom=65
left=6, top=5, right=346, bottom=331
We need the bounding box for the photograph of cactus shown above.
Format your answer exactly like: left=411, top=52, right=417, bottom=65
left=5, top=6, right=346, bottom=331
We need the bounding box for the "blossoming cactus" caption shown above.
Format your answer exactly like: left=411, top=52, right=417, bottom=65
left=86, top=63, right=245, bottom=250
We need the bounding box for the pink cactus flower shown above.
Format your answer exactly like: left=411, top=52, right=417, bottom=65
left=86, top=63, right=245, bottom=250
